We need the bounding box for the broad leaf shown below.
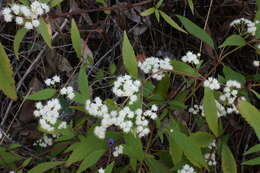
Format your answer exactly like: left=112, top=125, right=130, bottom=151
left=37, top=17, right=52, bottom=48
left=0, top=43, right=17, bottom=100
left=221, top=143, right=237, bottom=173
left=124, top=133, right=144, bottom=161
left=172, top=60, right=201, bottom=77
left=122, top=31, right=138, bottom=78
left=71, top=18, right=82, bottom=58
left=14, top=28, right=28, bottom=59
left=219, top=34, right=246, bottom=48
left=223, top=66, right=246, bottom=84
left=189, top=132, right=214, bottom=148
left=177, top=15, right=214, bottom=47
left=145, top=157, right=171, bottom=173
left=26, top=88, right=56, bottom=100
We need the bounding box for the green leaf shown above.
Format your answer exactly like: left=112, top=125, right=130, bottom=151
left=28, top=161, right=64, bottom=173
left=155, top=74, right=170, bottom=98
left=14, top=28, right=28, bottom=59
left=187, top=0, right=194, bottom=14
left=242, top=157, right=260, bottom=165
left=189, top=132, right=214, bottom=148
left=0, top=43, right=17, bottom=100
left=238, top=100, right=260, bottom=140
left=21, top=157, right=32, bottom=167
left=168, top=100, right=187, bottom=110
left=37, top=17, right=52, bottom=48
left=71, top=18, right=82, bottom=58
left=50, top=0, right=63, bottom=7
left=221, top=143, right=237, bottom=173
left=124, top=133, right=144, bottom=161
left=172, top=130, right=207, bottom=168
left=251, top=89, right=260, bottom=100
left=159, top=11, right=186, bottom=33
left=223, top=66, right=246, bottom=84
left=172, top=60, right=201, bottom=77
left=155, top=0, right=164, bottom=8
left=0, top=147, right=22, bottom=168
left=203, top=88, right=219, bottom=136
left=78, top=64, right=89, bottom=100
left=77, top=149, right=105, bottom=173
left=219, top=34, right=246, bottom=48
left=140, top=8, right=155, bottom=16
left=104, top=162, right=114, bottom=173
left=122, top=31, right=138, bottom=78
left=26, top=88, right=57, bottom=100
left=145, top=157, right=171, bottom=173
left=155, top=9, right=160, bottom=22
left=177, top=15, right=214, bottom=47
left=244, top=144, right=260, bottom=155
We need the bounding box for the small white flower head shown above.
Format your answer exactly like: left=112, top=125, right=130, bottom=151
left=15, top=16, right=24, bottom=25
left=98, top=168, right=105, bottom=173
left=20, top=5, right=32, bottom=17
left=203, top=77, right=220, bottom=90
left=34, top=134, right=53, bottom=148
left=2, top=7, right=12, bottom=15
left=4, top=14, right=13, bottom=22
left=230, top=18, right=257, bottom=36
left=58, top=121, right=67, bottom=129
left=113, top=145, right=124, bottom=157
left=60, top=86, right=75, bottom=100
left=32, top=19, right=40, bottom=27
left=44, top=78, right=52, bottom=86
left=253, top=60, right=260, bottom=67
left=177, top=164, right=196, bottom=173
left=9, top=171, right=15, bottom=173
left=138, top=56, right=173, bottom=80
left=181, top=51, right=200, bottom=65
left=11, top=4, right=20, bottom=15
left=24, top=22, right=33, bottom=30
left=94, top=126, right=106, bottom=139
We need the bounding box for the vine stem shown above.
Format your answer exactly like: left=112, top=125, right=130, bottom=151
left=51, top=0, right=153, bottom=19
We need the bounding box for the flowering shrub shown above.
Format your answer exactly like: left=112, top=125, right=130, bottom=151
left=0, top=0, right=260, bottom=173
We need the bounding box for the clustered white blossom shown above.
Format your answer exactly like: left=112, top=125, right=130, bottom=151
left=60, top=86, right=75, bottom=100
left=203, top=77, right=221, bottom=90
left=44, top=75, right=61, bottom=86
left=33, top=99, right=67, bottom=132
left=230, top=18, right=259, bottom=36
left=1, top=1, right=50, bottom=30
left=177, top=164, right=196, bottom=173
left=87, top=97, right=158, bottom=139
left=253, top=60, right=260, bottom=67
left=204, top=140, right=217, bottom=166
left=138, top=57, right=173, bottom=80
left=181, top=51, right=200, bottom=65
left=98, top=168, right=105, bottom=173
left=33, top=134, right=53, bottom=148
left=112, top=145, right=124, bottom=157
left=112, top=75, right=141, bottom=104
left=219, top=80, right=241, bottom=114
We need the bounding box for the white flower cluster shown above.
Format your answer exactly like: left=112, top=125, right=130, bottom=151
left=112, top=75, right=141, bottom=104
left=138, top=57, right=173, bottom=80
left=1, top=1, right=50, bottom=30
left=181, top=51, right=200, bottom=65
left=60, top=86, right=75, bottom=100
left=253, top=60, right=260, bottom=67
left=204, top=77, right=221, bottom=90
left=98, top=168, right=105, bottom=173
left=33, top=134, right=53, bottom=148
left=177, top=164, right=196, bottom=173
left=86, top=97, right=158, bottom=139
left=33, top=99, right=67, bottom=132
left=219, top=80, right=241, bottom=114
left=44, top=75, right=60, bottom=86
left=204, top=140, right=217, bottom=166
left=230, top=18, right=259, bottom=36
left=112, top=145, right=124, bottom=157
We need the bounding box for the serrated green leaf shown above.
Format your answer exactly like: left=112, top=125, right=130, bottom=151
left=0, top=43, right=17, bottom=100
left=26, top=88, right=56, bottom=100
left=37, top=17, right=52, bottom=48
left=140, top=8, right=155, bottom=16
left=203, top=88, right=219, bottom=136
left=77, top=149, right=105, bottom=173
left=221, top=143, right=237, bottom=173
left=219, top=34, right=246, bottom=48
left=71, top=18, right=82, bottom=58
left=171, top=60, right=201, bottom=77
left=122, top=31, right=138, bottom=78
left=189, top=132, right=214, bottom=148
left=242, top=157, right=260, bottom=165
left=28, top=161, right=64, bottom=173
left=244, top=144, right=260, bottom=155
left=238, top=100, right=260, bottom=140
left=159, top=11, right=186, bottom=33
left=223, top=65, right=246, bottom=84
left=78, top=64, right=89, bottom=100
left=177, top=15, right=214, bottom=47
left=14, top=28, right=28, bottom=59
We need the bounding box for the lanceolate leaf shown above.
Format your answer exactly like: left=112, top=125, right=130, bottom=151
left=176, top=15, right=214, bottom=47
left=203, top=88, right=219, bottom=136
left=140, top=8, right=155, bottom=16
left=238, top=100, right=260, bottom=140
left=71, top=18, right=82, bottom=58
left=26, top=88, right=57, bottom=100
left=187, top=0, right=194, bottom=14
left=223, top=66, right=246, bottom=84
left=78, top=64, right=89, bottom=100
left=219, top=34, right=246, bottom=48
left=244, top=144, right=260, bottom=155
left=28, top=161, right=64, bottom=173
left=171, top=60, right=201, bottom=77
left=242, top=157, right=260, bottom=165
left=0, top=43, right=17, bottom=100
left=221, top=143, right=237, bottom=173
left=122, top=31, right=138, bottom=78
left=14, top=28, right=28, bottom=59
left=37, top=17, right=52, bottom=48
left=159, top=11, right=186, bottom=33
